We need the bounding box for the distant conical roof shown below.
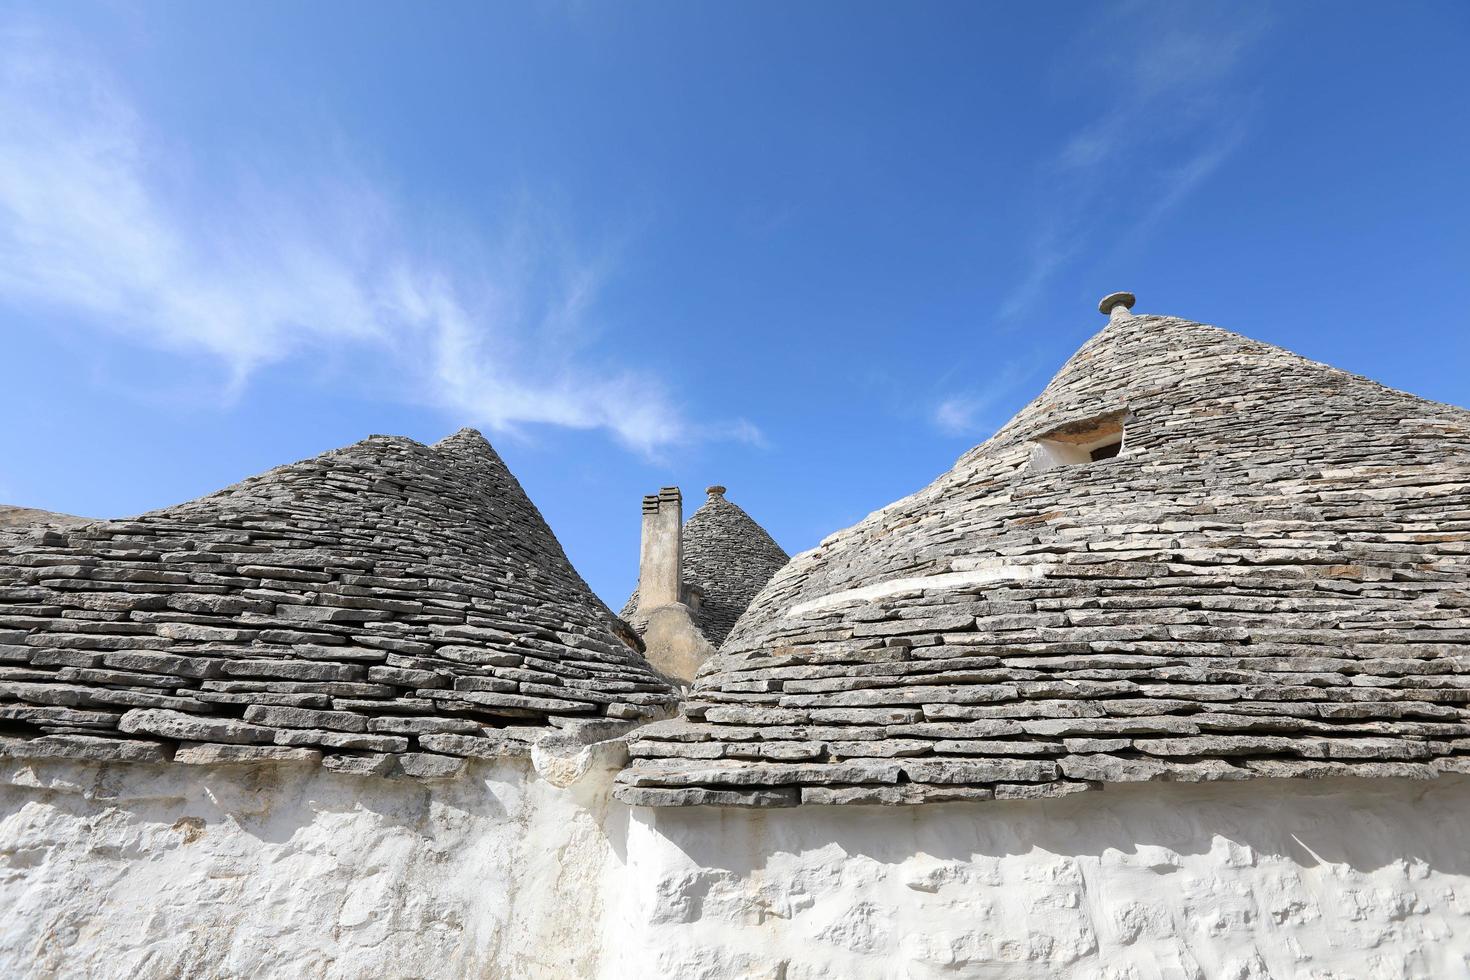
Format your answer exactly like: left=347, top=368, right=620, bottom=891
left=0, top=428, right=676, bottom=778
left=618, top=307, right=1470, bottom=807
left=619, top=486, right=788, bottom=647
left=0, top=505, right=89, bottom=530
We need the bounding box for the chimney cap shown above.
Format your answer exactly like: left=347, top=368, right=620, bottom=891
left=1098, top=291, right=1136, bottom=316
left=706, top=485, right=726, bottom=498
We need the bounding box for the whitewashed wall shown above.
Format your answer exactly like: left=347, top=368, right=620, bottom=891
left=4, top=760, right=1469, bottom=979
left=0, top=755, right=621, bottom=979
left=608, top=776, right=1470, bottom=980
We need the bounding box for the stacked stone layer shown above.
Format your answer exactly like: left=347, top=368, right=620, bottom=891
left=0, top=429, right=676, bottom=779
left=617, top=314, right=1470, bottom=806
left=0, top=506, right=87, bottom=529
left=620, top=491, right=788, bottom=646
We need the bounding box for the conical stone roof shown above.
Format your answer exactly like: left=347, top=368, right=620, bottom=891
left=617, top=307, right=1470, bottom=806
left=619, top=487, right=789, bottom=647
left=0, top=428, right=676, bottom=778
left=0, top=506, right=89, bottom=530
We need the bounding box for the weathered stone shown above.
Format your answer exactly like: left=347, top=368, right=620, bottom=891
left=173, top=742, right=322, bottom=765
left=367, top=665, right=449, bottom=688
left=1059, top=754, right=1249, bottom=782
left=452, top=675, right=518, bottom=694
left=1021, top=717, right=1201, bottom=737
left=243, top=704, right=370, bottom=733
left=445, top=690, right=599, bottom=714
left=822, top=739, right=930, bottom=758
left=418, top=733, right=533, bottom=758
left=1133, top=735, right=1323, bottom=758
left=622, top=760, right=902, bottom=787
left=119, top=709, right=276, bottom=745
left=901, top=783, right=999, bottom=803
left=434, top=647, right=525, bottom=668
left=273, top=730, right=408, bottom=752
left=757, top=740, right=826, bottom=761
left=886, top=721, right=1024, bottom=739
left=901, top=759, right=1057, bottom=784
left=992, top=781, right=1099, bottom=800
left=367, top=716, right=480, bottom=736
left=0, top=428, right=678, bottom=777
left=1244, top=758, right=1439, bottom=780
left=800, top=784, right=906, bottom=805
left=0, top=734, right=169, bottom=763
left=932, top=739, right=1063, bottom=756
left=393, top=752, right=467, bottom=780
left=102, top=651, right=223, bottom=678
left=221, top=660, right=365, bottom=683
left=613, top=785, right=800, bottom=807
left=321, top=752, right=395, bottom=776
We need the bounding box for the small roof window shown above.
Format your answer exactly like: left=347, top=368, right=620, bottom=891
left=1029, top=410, right=1129, bottom=472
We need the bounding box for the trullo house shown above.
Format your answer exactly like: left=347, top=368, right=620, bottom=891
left=2, top=295, right=1469, bottom=978
left=621, top=483, right=790, bottom=683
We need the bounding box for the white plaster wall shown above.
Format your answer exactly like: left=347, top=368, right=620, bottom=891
left=0, top=755, right=621, bottom=979
left=6, top=763, right=1470, bottom=979
left=606, top=776, right=1470, bottom=980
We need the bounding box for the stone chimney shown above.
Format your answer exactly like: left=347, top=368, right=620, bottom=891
left=632, top=485, right=715, bottom=684
left=638, top=486, right=683, bottom=608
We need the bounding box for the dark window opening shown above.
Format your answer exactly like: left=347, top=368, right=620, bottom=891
left=1028, top=409, right=1131, bottom=471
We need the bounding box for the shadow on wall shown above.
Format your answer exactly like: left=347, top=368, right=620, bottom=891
left=24, top=758, right=521, bottom=846
left=639, top=776, right=1470, bottom=879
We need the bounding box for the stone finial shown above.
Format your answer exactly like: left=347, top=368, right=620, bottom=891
left=1098, top=291, right=1136, bottom=321
left=706, top=485, right=726, bottom=498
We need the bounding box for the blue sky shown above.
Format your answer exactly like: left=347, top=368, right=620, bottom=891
left=1, top=2, right=1467, bottom=606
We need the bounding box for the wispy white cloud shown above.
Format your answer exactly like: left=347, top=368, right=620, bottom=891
left=931, top=356, right=1040, bottom=437
left=0, top=29, right=753, bottom=456
left=933, top=396, right=986, bottom=436
left=999, top=2, right=1272, bottom=320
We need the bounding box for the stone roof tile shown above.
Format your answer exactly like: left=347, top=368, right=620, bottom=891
left=0, top=428, right=678, bottom=777
left=616, top=308, right=1470, bottom=806
left=620, top=488, right=788, bottom=647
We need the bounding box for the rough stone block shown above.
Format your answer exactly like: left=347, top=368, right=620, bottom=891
left=119, top=708, right=277, bottom=745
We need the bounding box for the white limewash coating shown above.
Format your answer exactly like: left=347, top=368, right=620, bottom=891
left=3, top=760, right=1470, bottom=978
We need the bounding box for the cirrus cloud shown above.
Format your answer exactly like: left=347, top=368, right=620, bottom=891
left=0, top=26, right=758, bottom=458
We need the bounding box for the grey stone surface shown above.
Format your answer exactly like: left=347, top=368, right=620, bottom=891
left=418, top=732, right=534, bottom=758
left=621, top=486, right=789, bottom=648
left=0, top=734, right=169, bottom=763
left=0, top=429, right=677, bottom=770
left=619, top=309, right=1470, bottom=805
left=0, top=505, right=90, bottom=529
left=119, top=708, right=277, bottom=745
left=394, top=752, right=468, bottom=780
left=612, top=784, right=800, bottom=807
left=173, top=742, right=322, bottom=765
left=321, top=752, right=395, bottom=777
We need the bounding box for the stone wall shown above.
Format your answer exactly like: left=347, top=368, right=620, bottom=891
left=0, top=755, right=623, bottom=979
left=610, top=775, right=1470, bottom=979
left=5, top=762, right=1470, bottom=978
